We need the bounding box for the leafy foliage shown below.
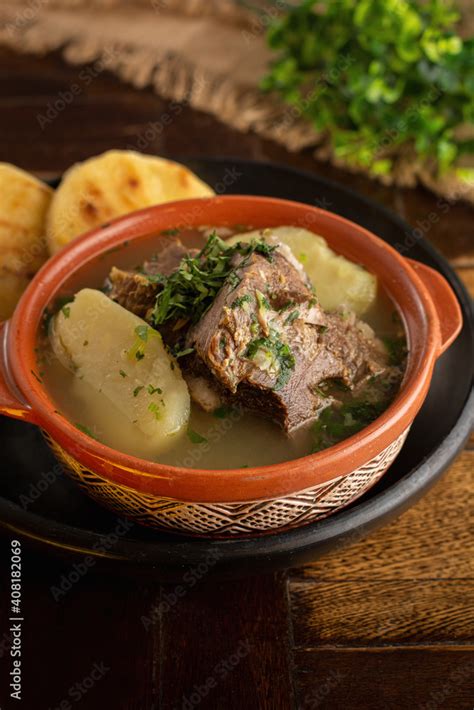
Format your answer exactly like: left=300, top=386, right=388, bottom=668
left=262, top=0, right=473, bottom=176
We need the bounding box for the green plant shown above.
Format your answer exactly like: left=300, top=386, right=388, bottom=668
left=261, top=0, right=473, bottom=177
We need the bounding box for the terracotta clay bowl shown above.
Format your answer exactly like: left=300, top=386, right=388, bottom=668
left=0, top=196, right=463, bottom=537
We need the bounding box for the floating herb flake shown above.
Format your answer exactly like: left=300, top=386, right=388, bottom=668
left=147, top=384, right=163, bottom=395
left=187, top=429, right=208, bottom=444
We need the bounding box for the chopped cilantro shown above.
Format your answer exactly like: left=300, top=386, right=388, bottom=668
left=152, top=233, right=279, bottom=327
left=256, top=290, right=271, bottom=311
left=284, top=310, right=300, bottom=325
left=133, top=386, right=144, bottom=397
left=383, top=337, right=407, bottom=365
left=231, top=294, right=252, bottom=309
left=253, top=241, right=277, bottom=261
left=160, top=228, right=180, bottom=236
left=61, top=305, right=71, bottom=319
left=148, top=402, right=161, bottom=420
left=278, top=300, right=295, bottom=313
left=187, top=429, right=208, bottom=444
left=147, top=384, right=163, bottom=395
left=172, top=346, right=194, bottom=359
left=245, top=332, right=295, bottom=390
left=213, top=406, right=234, bottom=419
left=313, top=385, right=329, bottom=398
left=227, top=271, right=241, bottom=290
left=119, top=369, right=127, bottom=378
left=311, top=399, right=387, bottom=453
left=135, top=325, right=149, bottom=342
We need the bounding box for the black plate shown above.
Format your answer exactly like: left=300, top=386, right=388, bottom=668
left=0, top=158, right=472, bottom=579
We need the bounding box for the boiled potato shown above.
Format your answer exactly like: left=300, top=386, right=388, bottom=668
left=50, top=288, right=190, bottom=452
left=228, top=226, right=377, bottom=316
left=0, top=163, right=53, bottom=319
left=46, top=150, right=215, bottom=254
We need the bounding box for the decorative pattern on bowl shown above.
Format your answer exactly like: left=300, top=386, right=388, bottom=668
left=44, top=429, right=409, bottom=536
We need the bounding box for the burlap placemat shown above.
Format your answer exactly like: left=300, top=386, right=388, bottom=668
left=0, top=0, right=472, bottom=203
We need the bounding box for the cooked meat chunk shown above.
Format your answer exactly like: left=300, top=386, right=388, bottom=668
left=142, top=238, right=197, bottom=276
left=107, top=267, right=158, bottom=320
left=185, top=246, right=389, bottom=432
left=106, top=237, right=194, bottom=319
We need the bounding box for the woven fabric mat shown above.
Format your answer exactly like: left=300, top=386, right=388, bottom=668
left=0, top=0, right=472, bottom=203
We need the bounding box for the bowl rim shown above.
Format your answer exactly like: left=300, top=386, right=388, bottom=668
left=5, top=195, right=445, bottom=502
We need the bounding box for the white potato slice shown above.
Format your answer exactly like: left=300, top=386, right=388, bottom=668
left=0, top=163, right=53, bottom=317
left=50, top=288, right=190, bottom=452
left=227, top=226, right=377, bottom=316
left=46, top=150, right=215, bottom=254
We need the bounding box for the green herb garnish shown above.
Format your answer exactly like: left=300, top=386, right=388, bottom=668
left=172, top=346, right=194, bottom=359
left=256, top=290, right=271, bottom=311
left=119, top=369, right=127, bottom=378
left=213, top=406, right=234, bottom=419
left=278, top=300, right=295, bottom=313
left=133, top=386, right=144, bottom=397
left=160, top=228, right=180, bottom=236
left=187, top=429, right=208, bottom=444
left=148, top=402, right=161, bottom=420
left=61, top=305, right=71, bottom=319
left=231, top=294, right=253, bottom=309
left=135, top=325, right=150, bottom=342
left=152, top=233, right=277, bottom=327
left=245, top=331, right=296, bottom=390
left=147, top=384, right=163, bottom=395
left=383, top=336, right=407, bottom=365
left=284, top=310, right=300, bottom=326
left=311, top=399, right=387, bottom=453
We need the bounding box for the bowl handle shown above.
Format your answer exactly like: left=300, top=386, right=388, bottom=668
left=407, top=259, right=463, bottom=357
left=0, top=321, right=36, bottom=422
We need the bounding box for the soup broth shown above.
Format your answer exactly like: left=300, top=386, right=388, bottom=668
left=37, top=227, right=406, bottom=469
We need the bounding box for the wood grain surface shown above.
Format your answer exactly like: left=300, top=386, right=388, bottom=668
left=0, top=47, right=472, bottom=710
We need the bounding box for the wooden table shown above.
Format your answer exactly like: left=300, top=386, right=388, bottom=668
left=0, top=48, right=472, bottom=710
